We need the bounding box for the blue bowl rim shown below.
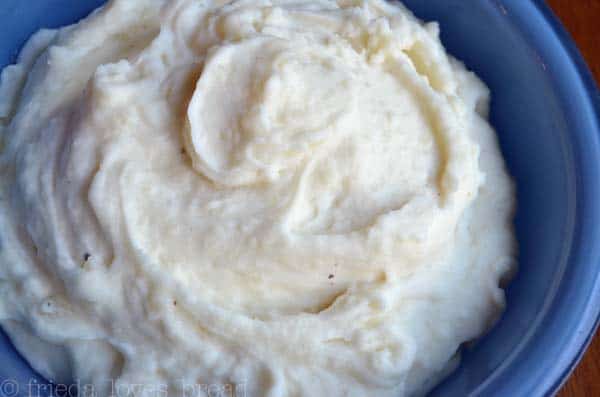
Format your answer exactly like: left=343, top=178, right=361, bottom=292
left=526, top=1, right=600, bottom=395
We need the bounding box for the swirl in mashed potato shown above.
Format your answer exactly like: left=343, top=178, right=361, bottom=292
left=0, top=0, right=516, bottom=396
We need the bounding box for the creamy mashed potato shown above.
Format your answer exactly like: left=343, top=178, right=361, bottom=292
left=0, top=0, right=516, bottom=396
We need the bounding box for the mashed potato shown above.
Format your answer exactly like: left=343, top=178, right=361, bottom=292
left=0, top=0, right=516, bottom=396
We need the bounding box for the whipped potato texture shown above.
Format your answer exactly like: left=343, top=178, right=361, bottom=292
left=0, top=0, right=516, bottom=396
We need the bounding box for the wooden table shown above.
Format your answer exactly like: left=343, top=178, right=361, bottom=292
left=546, top=1, right=600, bottom=396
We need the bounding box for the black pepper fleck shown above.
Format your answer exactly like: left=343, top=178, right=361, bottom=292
left=328, top=274, right=334, bottom=279
left=83, top=253, right=91, bottom=261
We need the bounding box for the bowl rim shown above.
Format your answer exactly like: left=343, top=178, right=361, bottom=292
left=524, top=1, right=600, bottom=396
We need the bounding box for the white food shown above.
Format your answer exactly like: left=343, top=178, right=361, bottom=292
left=0, top=0, right=516, bottom=396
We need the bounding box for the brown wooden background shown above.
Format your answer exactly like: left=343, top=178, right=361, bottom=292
left=546, top=1, right=600, bottom=396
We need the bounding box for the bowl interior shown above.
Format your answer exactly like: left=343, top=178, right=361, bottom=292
left=1, top=1, right=600, bottom=396
left=404, top=0, right=573, bottom=394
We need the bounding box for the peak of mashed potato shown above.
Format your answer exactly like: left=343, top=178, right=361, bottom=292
left=0, top=0, right=516, bottom=396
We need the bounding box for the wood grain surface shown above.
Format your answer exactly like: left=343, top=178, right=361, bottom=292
left=546, top=1, right=600, bottom=396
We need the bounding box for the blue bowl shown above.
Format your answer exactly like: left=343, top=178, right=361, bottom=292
left=1, top=1, right=600, bottom=396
